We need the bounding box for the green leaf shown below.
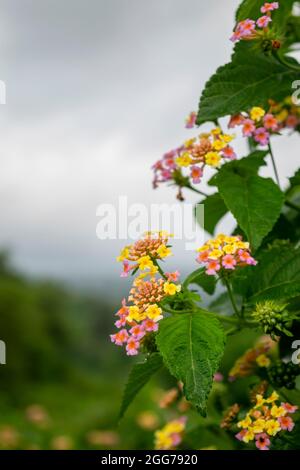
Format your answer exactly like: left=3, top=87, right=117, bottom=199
left=156, top=311, right=225, bottom=415
left=183, top=268, right=216, bottom=295
left=119, top=353, right=163, bottom=419
left=197, top=44, right=298, bottom=125
left=196, top=193, right=228, bottom=234
left=215, top=169, right=284, bottom=251
left=241, top=245, right=300, bottom=303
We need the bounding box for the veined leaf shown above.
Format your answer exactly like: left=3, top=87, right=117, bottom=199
left=119, top=353, right=163, bottom=419
left=197, top=44, right=298, bottom=125
left=156, top=311, right=225, bottom=415
left=215, top=170, right=284, bottom=251
left=196, top=193, right=228, bottom=235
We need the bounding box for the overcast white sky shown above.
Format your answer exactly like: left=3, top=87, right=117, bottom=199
left=0, top=0, right=299, bottom=291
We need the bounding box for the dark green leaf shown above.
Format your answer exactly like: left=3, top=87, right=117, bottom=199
left=156, top=311, right=225, bottom=414
left=119, top=353, right=163, bottom=419
left=215, top=170, right=284, bottom=251
left=197, top=44, right=298, bottom=125
left=196, top=193, right=228, bottom=234
left=183, top=268, right=217, bottom=295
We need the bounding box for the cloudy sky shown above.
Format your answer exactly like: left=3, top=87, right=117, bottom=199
left=0, top=0, right=299, bottom=291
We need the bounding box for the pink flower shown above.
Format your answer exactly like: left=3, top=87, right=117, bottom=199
left=170, top=434, right=182, bottom=446
left=116, top=298, right=129, bottom=317
left=222, top=254, right=237, bottom=270
left=222, top=145, right=236, bottom=159
left=161, top=169, right=173, bottom=181
left=121, top=260, right=131, bottom=278
left=263, top=113, right=278, bottom=131
left=110, top=329, right=129, bottom=346
left=115, top=316, right=127, bottom=328
left=286, top=115, right=299, bottom=128
left=254, top=127, right=270, bottom=146
left=261, top=2, right=279, bottom=14
left=185, top=111, right=197, bottom=129
left=282, top=403, right=298, bottom=414
left=166, top=270, right=180, bottom=282
left=257, top=15, right=272, bottom=28
left=242, top=119, right=256, bottom=137
left=238, top=250, right=257, bottom=266
left=206, top=260, right=221, bottom=276
left=255, top=433, right=271, bottom=451
left=278, top=416, right=295, bottom=432
left=190, top=165, right=203, bottom=184
left=196, top=251, right=209, bottom=264
left=129, top=324, right=146, bottom=340
left=238, top=19, right=256, bottom=37
left=126, top=337, right=140, bottom=356
left=142, top=318, right=159, bottom=333
left=213, top=372, right=224, bottom=382
left=228, top=114, right=245, bottom=128
left=235, top=429, right=247, bottom=441
left=230, top=30, right=243, bottom=42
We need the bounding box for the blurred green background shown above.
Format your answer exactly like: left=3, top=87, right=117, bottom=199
left=0, top=248, right=276, bottom=450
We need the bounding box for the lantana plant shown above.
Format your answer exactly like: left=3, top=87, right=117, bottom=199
left=113, top=1, right=300, bottom=451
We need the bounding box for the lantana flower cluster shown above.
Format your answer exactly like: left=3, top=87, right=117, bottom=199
left=236, top=391, right=298, bottom=450
left=269, top=97, right=300, bottom=130
left=152, top=126, right=236, bottom=197
left=196, top=234, right=257, bottom=276
left=154, top=417, right=187, bottom=450
left=230, top=2, right=279, bottom=43
left=110, top=232, right=181, bottom=356
left=229, top=106, right=279, bottom=146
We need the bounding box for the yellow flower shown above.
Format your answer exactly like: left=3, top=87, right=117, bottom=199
left=116, top=246, right=130, bottom=262
left=212, top=140, right=226, bottom=151
left=256, top=354, right=271, bottom=368
left=126, top=306, right=146, bottom=323
left=250, top=107, right=265, bottom=122
left=223, top=244, right=237, bottom=255
left=145, top=304, right=163, bottom=321
left=235, top=240, right=250, bottom=250
left=184, top=138, right=196, bottom=148
left=266, top=391, right=279, bottom=403
left=252, top=418, right=266, bottom=434
left=276, top=109, right=289, bottom=122
left=208, top=249, right=223, bottom=260
left=137, top=266, right=159, bottom=279
left=255, top=394, right=266, bottom=408
left=176, top=152, right=192, bottom=167
left=271, top=405, right=286, bottom=418
left=154, top=431, right=173, bottom=450
left=243, top=429, right=255, bottom=443
left=157, top=244, right=172, bottom=259
left=220, top=133, right=234, bottom=143
left=211, top=127, right=221, bottom=136
left=138, top=255, right=154, bottom=270
left=237, top=414, right=252, bottom=429
left=164, top=421, right=185, bottom=434
left=265, top=419, right=281, bottom=436
left=164, top=282, right=181, bottom=296
left=205, top=151, right=221, bottom=167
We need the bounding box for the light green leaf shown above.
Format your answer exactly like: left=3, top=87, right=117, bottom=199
left=119, top=353, right=163, bottom=419
left=156, top=311, right=225, bottom=415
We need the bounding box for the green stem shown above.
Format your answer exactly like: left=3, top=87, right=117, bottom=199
left=285, top=200, right=300, bottom=213
left=150, top=258, right=168, bottom=281
left=162, top=306, right=194, bottom=315
left=186, top=184, right=208, bottom=198
left=223, top=277, right=241, bottom=318
left=268, top=142, right=280, bottom=188
left=274, top=51, right=300, bottom=72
